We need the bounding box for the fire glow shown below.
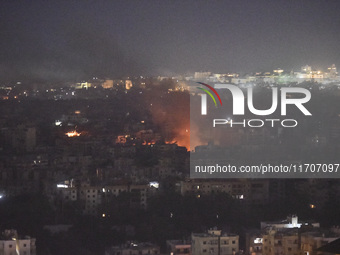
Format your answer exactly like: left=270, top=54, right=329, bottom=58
left=165, top=128, right=190, bottom=150
left=65, top=130, right=81, bottom=137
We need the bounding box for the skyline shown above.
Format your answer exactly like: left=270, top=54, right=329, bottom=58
left=1, top=1, right=340, bottom=82
left=1, top=2, right=340, bottom=254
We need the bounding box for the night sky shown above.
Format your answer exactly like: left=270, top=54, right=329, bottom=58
left=1, top=0, right=340, bottom=82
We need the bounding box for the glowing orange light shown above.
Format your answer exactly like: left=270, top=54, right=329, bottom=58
left=165, top=127, right=190, bottom=150
left=142, top=141, right=156, bottom=146
left=65, top=130, right=81, bottom=137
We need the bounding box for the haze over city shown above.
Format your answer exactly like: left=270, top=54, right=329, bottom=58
left=1, top=1, right=340, bottom=255
left=1, top=0, right=340, bottom=82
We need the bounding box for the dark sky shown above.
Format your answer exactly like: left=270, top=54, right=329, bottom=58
left=1, top=0, right=340, bottom=82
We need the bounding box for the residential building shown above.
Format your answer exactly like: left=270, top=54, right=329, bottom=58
left=260, top=215, right=320, bottom=230
left=0, top=229, right=36, bottom=255
left=105, top=242, right=160, bottom=255
left=246, top=216, right=338, bottom=255
left=179, top=179, right=269, bottom=204
left=301, top=231, right=338, bottom=255
left=166, top=240, right=191, bottom=255
left=191, top=228, right=239, bottom=255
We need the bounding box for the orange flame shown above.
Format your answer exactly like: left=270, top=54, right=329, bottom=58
left=65, top=130, right=81, bottom=137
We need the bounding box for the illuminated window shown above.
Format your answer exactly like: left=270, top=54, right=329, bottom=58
left=254, top=238, right=263, bottom=244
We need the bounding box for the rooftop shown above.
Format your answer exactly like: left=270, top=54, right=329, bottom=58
left=317, top=238, right=340, bottom=254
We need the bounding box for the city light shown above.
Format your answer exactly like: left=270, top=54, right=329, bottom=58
left=1, top=1, right=340, bottom=254
left=55, top=120, right=62, bottom=126
left=149, top=181, right=159, bottom=189
left=254, top=238, right=263, bottom=244
left=57, top=184, right=68, bottom=188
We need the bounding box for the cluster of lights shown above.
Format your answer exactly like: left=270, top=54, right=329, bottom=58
left=142, top=141, right=156, bottom=146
